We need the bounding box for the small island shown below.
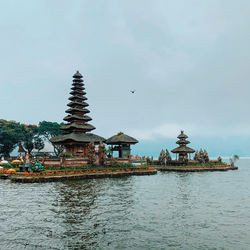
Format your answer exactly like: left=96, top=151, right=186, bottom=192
left=149, top=131, right=238, bottom=172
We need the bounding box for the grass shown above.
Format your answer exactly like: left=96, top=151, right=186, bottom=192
left=8, top=164, right=154, bottom=178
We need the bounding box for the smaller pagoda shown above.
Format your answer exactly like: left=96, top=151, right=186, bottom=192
left=171, top=130, right=195, bottom=161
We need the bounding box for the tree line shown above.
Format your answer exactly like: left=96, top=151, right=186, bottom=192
left=0, top=120, right=64, bottom=157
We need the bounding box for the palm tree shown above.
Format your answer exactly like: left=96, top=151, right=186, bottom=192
left=229, top=155, right=239, bottom=166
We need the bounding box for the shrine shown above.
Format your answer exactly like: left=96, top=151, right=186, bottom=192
left=171, top=130, right=195, bottom=161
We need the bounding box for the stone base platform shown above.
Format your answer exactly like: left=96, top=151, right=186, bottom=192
left=10, top=170, right=157, bottom=183
left=157, top=165, right=238, bottom=172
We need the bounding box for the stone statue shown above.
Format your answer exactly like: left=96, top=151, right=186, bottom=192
left=194, top=151, right=199, bottom=161
left=203, top=150, right=209, bottom=163
left=195, top=149, right=209, bottom=163
left=98, top=141, right=106, bottom=167
left=166, top=149, right=172, bottom=164
left=146, top=156, right=152, bottom=165
left=87, top=142, right=96, bottom=167
left=158, top=149, right=166, bottom=165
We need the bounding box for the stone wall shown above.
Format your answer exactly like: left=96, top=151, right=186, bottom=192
left=42, top=157, right=130, bottom=167
left=42, top=157, right=88, bottom=167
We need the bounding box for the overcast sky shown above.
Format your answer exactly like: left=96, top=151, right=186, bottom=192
left=1, top=0, right=250, bottom=157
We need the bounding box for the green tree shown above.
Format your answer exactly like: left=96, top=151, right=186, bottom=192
left=38, top=121, right=63, bottom=140
left=34, top=137, right=45, bottom=152
left=23, top=139, right=34, bottom=154
left=23, top=125, right=39, bottom=154
left=105, top=146, right=112, bottom=158
left=0, top=120, right=26, bottom=157
left=38, top=121, right=64, bottom=156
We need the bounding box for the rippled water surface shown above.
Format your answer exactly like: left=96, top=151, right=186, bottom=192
left=1, top=159, right=250, bottom=249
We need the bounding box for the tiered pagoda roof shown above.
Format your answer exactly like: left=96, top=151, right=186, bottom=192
left=51, top=71, right=105, bottom=145
left=171, top=131, right=195, bottom=154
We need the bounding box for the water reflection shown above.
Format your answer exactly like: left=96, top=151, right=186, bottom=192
left=1, top=161, right=250, bottom=249
left=50, top=178, right=135, bottom=249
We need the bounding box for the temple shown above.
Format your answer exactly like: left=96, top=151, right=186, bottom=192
left=171, top=130, right=195, bottom=161
left=50, top=71, right=106, bottom=157
left=106, top=132, right=138, bottom=158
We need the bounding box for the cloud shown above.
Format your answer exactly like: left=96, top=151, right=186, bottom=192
left=1, top=0, right=250, bottom=158
left=130, top=122, right=250, bottom=141
left=131, top=123, right=184, bottom=140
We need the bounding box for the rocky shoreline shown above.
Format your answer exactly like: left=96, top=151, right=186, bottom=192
left=157, top=165, right=238, bottom=172
left=0, top=165, right=238, bottom=183
left=8, top=169, right=157, bottom=183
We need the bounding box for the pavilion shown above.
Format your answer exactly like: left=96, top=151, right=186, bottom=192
left=106, top=132, right=138, bottom=158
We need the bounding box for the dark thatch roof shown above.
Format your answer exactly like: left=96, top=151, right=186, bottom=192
left=68, top=96, right=87, bottom=101
left=72, top=77, right=83, bottom=82
left=73, top=71, right=83, bottom=78
left=70, top=90, right=86, bottom=95
left=67, top=101, right=89, bottom=107
left=71, top=86, right=84, bottom=91
left=63, top=115, right=92, bottom=122
left=171, top=146, right=195, bottom=154
left=176, top=139, right=190, bottom=145
left=177, top=130, right=188, bottom=139
left=65, top=108, right=90, bottom=114
left=50, top=132, right=106, bottom=144
left=106, top=132, right=138, bottom=145
left=61, top=122, right=95, bottom=131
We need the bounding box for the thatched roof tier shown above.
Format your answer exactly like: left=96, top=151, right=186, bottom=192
left=106, top=132, right=138, bottom=145
left=50, top=132, right=106, bottom=144
left=72, top=82, right=84, bottom=87
left=71, top=86, right=85, bottom=91
left=72, top=75, right=83, bottom=80
left=66, top=108, right=90, bottom=114
left=72, top=78, right=83, bottom=82
left=171, top=146, right=195, bottom=154
left=70, top=90, right=86, bottom=95
left=176, top=139, right=190, bottom=145
left=61, top=122, right=95, bottom=131
left=68, top=96, right=87, bottom=101
left=177, top=131, right=188, bottom=139
left=73, top=71, right=83, bottom=78
left=67, top=101, right=89, bottom=108
left=63, top=115, right=92, bottom=122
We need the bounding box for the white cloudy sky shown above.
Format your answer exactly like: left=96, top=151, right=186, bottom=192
left=1, top=0, right=250, bottom=157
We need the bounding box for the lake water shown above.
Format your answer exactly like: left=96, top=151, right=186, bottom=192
left=0, top=159, right=250, bottom=249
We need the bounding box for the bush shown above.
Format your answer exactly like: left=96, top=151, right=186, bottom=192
left=60, top=152, right=72, bottom=158
left=110, top=163, right=133, bottom=168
